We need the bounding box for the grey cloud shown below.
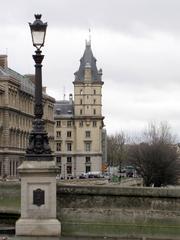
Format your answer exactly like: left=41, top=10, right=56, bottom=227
left=1, top=0, right=180, bottom=35
left=1, top=0, right=180, bottom=139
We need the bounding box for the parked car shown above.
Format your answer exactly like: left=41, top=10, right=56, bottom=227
left=102, top=173, right=111, bottom=180
left=125, top=166, right=135, bottom=178
left=79, top=173, right=88, bottom=179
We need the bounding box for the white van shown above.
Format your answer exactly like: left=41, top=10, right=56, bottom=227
left=87, top=171, right=101, bottom=178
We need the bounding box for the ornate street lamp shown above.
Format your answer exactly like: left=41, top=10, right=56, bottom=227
left=16, top=15, right=60, bottom=236
left=29, top=14, right=47, bottom=50
left=26, top=14, right=52, bottom=160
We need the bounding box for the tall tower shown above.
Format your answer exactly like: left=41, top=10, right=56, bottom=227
left=73, top=40, right=104, bottom=174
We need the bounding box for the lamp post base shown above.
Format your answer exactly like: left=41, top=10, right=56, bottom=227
left=15, top=160, right=61, bottom=237
left=16, top=218, right=61, bottom=236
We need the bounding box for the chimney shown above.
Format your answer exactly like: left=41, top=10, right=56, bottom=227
left=42, top=86, right=47, bottom=93
left=69, top=93, right=73, bottom=103
left=0, top=55, right=8, bottom=69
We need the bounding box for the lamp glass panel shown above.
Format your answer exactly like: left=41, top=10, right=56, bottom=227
left=32, top=30, right=45, bottom=47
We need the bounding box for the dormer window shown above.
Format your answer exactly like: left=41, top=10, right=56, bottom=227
left=56, top=108, right=61, bottom=114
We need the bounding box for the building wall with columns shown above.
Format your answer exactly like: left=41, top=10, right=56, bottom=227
left=0, top=55, right=55, bottom=178
left=54, top=41, right=106, bottom=179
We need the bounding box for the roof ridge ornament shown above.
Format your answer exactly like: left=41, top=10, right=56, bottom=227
left=85, top=28, right=91, bottom=47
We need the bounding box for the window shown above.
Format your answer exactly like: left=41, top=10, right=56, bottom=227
left=56, top=156, right=61, bottom=163
left=56, top=109, right=61, bottom=115
left=93, top=99, right=96, bottom=104
left=80, top=99, right=82, bottom=105
left=67, top=165, right=72, bottom=174
left=80, top=109, right=82, bottom=115
left=93, top=121, right=97, bottom=127
left=85, top=142, right=91, bottom=152
left=67, top=131, right=71, bottom=138
left=93, top=89, right=96, bottom=95
left=59, top=166, right=61, bottom=174
left=56, top=142, right=61, bottom=151
left=56, top=131, right=61, bottom=138
left=86, top=165, right=91, bottom=173
left=67, top=121, right=72, bottom=127
left=93, top=109, right=96, bottom=115
left=56, top=121, right=61, bottom=127
left=79, top=121, right=83, bottom=127
left=80, top=89, right=83, bottom=95
left=67, top=156, right=72, bottom=163
left=67, top=143, right=72, bottom=151
left=86, top=156, right=91, bottom=163
left=85, top=131, right=91, bottom=138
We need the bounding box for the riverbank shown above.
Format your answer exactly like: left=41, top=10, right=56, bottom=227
left=0, top=182, right=180, bottom=239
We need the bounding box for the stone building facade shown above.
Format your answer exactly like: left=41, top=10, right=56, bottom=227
left=0, top=55, right=55, bottom=178
left=54, top=41, right=106, bottom=179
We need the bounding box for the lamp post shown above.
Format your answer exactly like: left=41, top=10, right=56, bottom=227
left=16, top=15, right=61, bottom=236
left=26, top=14, right=52, bottom=160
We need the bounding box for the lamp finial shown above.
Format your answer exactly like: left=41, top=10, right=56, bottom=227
left=35, top=14, right=42, bottom=20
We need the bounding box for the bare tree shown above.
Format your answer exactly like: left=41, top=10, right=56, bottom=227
left=130, top=122, right=179, bottom=187
left=107, top=132, right=128, bottom=169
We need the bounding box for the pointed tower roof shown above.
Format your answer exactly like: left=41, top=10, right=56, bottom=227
left=74, top=40, right=102, bottom=82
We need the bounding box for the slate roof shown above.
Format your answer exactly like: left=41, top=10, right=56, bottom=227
left=74, top=41, right=102, bottom=82
left=6, top=68, right=35, bottom=95
left=54, top=100, right=74, bottom=117
left=0, top=66, right=35, bottom=95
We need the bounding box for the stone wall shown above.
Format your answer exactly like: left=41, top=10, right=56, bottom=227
left=57, top=184, right=180, bottom=239
left=0, top=182, right=180, bottom=239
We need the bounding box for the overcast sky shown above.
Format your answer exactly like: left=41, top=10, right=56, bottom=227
left=1, top=0, right=180, bottom=140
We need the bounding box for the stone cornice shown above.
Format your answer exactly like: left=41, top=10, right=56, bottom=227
left=55, top=153, right=102, bottom=157
left=73, top=81, right=104, bottom=86
left=0, top=106, right=34, bottom=118
left=74, top=116, right=104, bottom=120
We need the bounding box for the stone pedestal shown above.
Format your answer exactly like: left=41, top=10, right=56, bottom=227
left=16, top=160, right=61, bottom=236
